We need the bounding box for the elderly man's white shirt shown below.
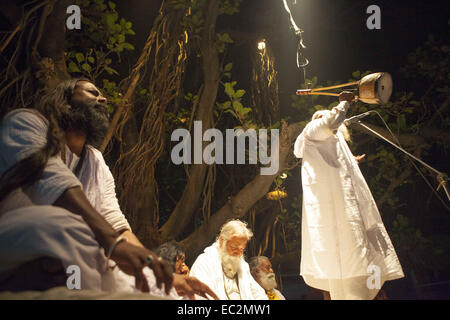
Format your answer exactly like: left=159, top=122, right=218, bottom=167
left=190, top=242, right=268, bottom=300
left=293, top=101, right=404, bottom=300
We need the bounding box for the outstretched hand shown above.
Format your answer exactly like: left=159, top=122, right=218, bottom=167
left=173, top=274, right=219, bottom=300
left=354, top=154, right=366, bottom=163
left=339, top=91, right=356, bottom=104
left=111, top=241, right=173, bottom=294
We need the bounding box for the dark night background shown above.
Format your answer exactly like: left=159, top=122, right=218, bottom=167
left=117, top=0, right=449, bottom=110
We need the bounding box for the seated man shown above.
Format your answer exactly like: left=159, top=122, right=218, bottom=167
left=190, top=219, right=267, bottom=300
left=59, top=78, right=214, bottom=298
left=249, top=256, right=286, bottom=300
left=0, top=79, right=217, bottom=299
left=155, top=241, right=190, bottom=275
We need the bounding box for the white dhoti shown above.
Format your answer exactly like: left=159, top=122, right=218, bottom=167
left=0, top=205, right=179, bottom=297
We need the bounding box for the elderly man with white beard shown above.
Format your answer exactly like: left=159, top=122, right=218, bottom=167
left=249, top=256, right=286, bottom=300
left=293, top=91, right=404, bottom=300
left=190, top=220, right=268, bottom=300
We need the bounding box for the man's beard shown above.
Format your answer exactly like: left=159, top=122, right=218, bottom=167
left=218, top=244, right=242, bottom=279
left=259, top=272, right=278, bottom=291
left=62, top=100, right=110, bottom=148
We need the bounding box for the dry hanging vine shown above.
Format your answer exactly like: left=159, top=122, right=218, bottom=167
left=111, top=1, right=189, bottom=246
left=250, top=40, right=280, bottom=127
left=0, top=0, right=62, bottom=119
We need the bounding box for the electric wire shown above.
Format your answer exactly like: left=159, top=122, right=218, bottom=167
left=359, top=110, right=450, bottom=211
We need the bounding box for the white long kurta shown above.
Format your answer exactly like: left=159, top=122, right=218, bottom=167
left=190, top=243, right=268, bottom=300
left=64, top=144, right=131, bottom=233
left=0, top=109, right=111, bottom=290
left=293, top=101, right=404, bottom=300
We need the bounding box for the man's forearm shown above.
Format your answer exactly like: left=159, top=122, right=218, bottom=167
left=120, top=229, right=144, bottom=248
left=53, top=186, right=118, bottom=251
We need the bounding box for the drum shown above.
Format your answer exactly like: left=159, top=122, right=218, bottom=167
left=358, top=72, right=393, bottom=105
left=296, top=72, right=394, bottom=105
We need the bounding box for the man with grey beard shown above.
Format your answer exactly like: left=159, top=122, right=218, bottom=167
left=190, top=220, right=268, bottom=300
left=249, top=256, right=286, bottom=300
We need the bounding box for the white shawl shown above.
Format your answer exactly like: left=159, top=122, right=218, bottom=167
left=190, top=243, right=268, bottom=300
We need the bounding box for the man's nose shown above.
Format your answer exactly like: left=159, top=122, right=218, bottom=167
left=98, top=95, right=107, bottom=105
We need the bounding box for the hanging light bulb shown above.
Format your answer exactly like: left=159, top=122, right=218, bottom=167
left=257, top=39, right=266, bottom=51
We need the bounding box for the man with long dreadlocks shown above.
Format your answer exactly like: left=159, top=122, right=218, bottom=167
left=293, top=91, right=404, bottom=300
left=0, top=79, right=217, bottom=300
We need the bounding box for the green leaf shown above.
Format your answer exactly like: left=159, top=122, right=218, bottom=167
left=105, top=13, right=116, bottom=28
left=87, top=56, right=95, bottom=63
left=224, top=62, right=232, bottom=72
left=108, top=1, right=116, bottom=9
left=104, top=66, right=119, bottom=75
left=232, top=100, right=244, bottom=113
left=219, top=33, right=233, bottom=43
left=68, top=61, right=81, bottom=73
left=241, top=107, right=251, bottom=115
left=224, top=109, right=238, bottom=118
left=352, top=70, right=361, bottom=79
left=81, top=63, right=92, bottom=72
left=75, top=53, right=85, bottom=63
left=235, top=89, right=245, bottom=98
left=224, top=83, right=235, bottom=97
left=123, top=43, right=135, bottom=50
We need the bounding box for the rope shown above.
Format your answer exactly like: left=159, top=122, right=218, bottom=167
left=281, top=0, right=309, bottom=84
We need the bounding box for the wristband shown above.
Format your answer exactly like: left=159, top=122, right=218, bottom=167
left=105, top=234, right=128, bottom=270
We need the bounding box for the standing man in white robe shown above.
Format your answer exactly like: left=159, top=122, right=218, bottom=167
left=293, top=91, right=404, bottom=300
left=190, top=220, right=268, bottom=300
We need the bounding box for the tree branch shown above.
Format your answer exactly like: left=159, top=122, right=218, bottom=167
left=181, top=121, right=304, bottom=262
left=160, top=0, right=222, bottom=241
